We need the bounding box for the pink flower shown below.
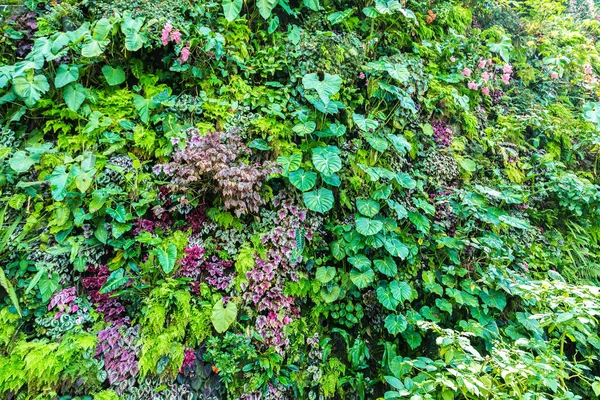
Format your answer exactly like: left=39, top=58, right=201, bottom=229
left=482, top=86, right=490, bottom=95
left=501, top=73, right=511, bottom=84
left=461, top=67, right=472, bottom=77
left=550, top=71, right=559, bottom=80
left=359, top=72, right=365, bottom=79
left=161, top=22, right=172, bottom=46
left=584, top=64, right=593, bottom=75
left=467, top=81, right=479, bottom=90
left=71, top=305, right=79, bottom=312
left=481, top=71, right=490, bottom=82
left=171, top=137, right=180, bottom=145
left=180, top=44, right=191, bottom=63
left=478, top=59, right=487, bottom=69
left=450, top=56, right=456, bottom=62
left=170, top=29, right=182, bottom=44
left=503, top=64, right=513, bottom=74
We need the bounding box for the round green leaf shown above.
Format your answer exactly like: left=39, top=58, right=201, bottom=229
left=377, top=286, right=400, bottom=310
left=289, top=169, right=317, bottom=192
left=390, top=280, right=412, bottom=303
left=13, top=75, right=49, bottom=107
left=356, top=199, right=380, bottom=217
left=316, top=266, right=336, bottom=283
left=356, top=217, right=383, bottom=236
left=211, top=299, right=238, bottom=333
left=292, top=121, right=317, bottom=136
left=102, top=65, right=126, bottom=86
left=55, top=64, right=79, bottom=88
left=320, top=284, right=341, bottom=303
left=312, top=147, right=342, bottom=176
left=385, top=314, right=408, bottom=335
left=374, top=257, right=398, bottom=277
left=383, top=237, right=409, bottom=259
left=303, top=188, right=334, bottom=213
left=350, top=265, right=375, bottom=289
left=223, top=0, right=243, bottom=21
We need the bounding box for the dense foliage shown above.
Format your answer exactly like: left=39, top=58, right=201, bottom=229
left=2, top=0, right=600, bottom=399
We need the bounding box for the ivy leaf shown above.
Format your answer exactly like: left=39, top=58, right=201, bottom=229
left=12, top=75, right=49, bottom=107
left=211, top=299, right=237, bottom=333
left=377, top=285, right=400, bottom=310
left=390, top=281, right=412, bottom=302
left=157, top=244, right=177, bottom=274
left=222, top=0, right=243, bottom=21
left=312, top=147, right=342, bottom=176
left=64, top=83, right=87, bottom=112
left=277, top=153, right=302, bottom=176
left=55, top=64, right=79, bottom=88
left=289, top=169, right=317, bottom=192
left=47, top=165, right=70, bottom=201
left=374, top=257, right=397, bottom=277
left=303, top=188, right=334, bottom=213
left=353, top=113, right=379, bottom=132
left=302, top=73, right=342, bottom=106
left=99, top=268, right=129, bottom=294
left=385, top=314, right=408, bottom=335
left=350, top=264, right=375, bottom=289
left=102, top=65, right=126, bottom=86
left=356, top=217, right=383, bottom=236
left=356, top=199, right=380, bottom=217
left=316, top=266, right=336, bottom=283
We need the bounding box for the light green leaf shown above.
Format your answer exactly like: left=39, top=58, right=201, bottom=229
left=223, top=0, right=243, bottom=21
left=12, top=75, right=49, bottom=107
left=312, top=147, right=342, bottom=176
left=408, top=212, right=430, bottom=233
left=353, top=113, right=379, bottom=132
left=374, top=257, right=397, bottom=277
left=377, top=285, right=399, bottom=310
left=256, top=0, right=278, bottom=19
left=303, top=0, right=320, bottom=10
left=316, top=266, right=336, bottom=283
left=211, top=299, right=237, bottom=333
left=395, top=172, right=416, bottom=189
left=292, top=121, right=317, bottom=136
left=0, top=268, right=21, bottom=316
left=121, top=15, right=147, bottom=51
left=289, top=169, right=317, bottom=192
left=38, top=272, right=60, bottom=303
left=385, top=314, right=408, bottom=335
left=157, top=243, right=177, bottom=274
left=303, top=188, right=334, bottom=213
left=356, top=199, right=380, bottom=218
left=99, top=268, right=129, bottom=294
left=302, top=73, right=342, bottom=106
left=64, top=83, right=87, bottom=112
left=102, top=65, right=126, bottom=86
left=498, top=215, right=530, bottom=230
left=350, top=264, right=375, bottom=289
left=356, top=217, right=383, bottom=236
left=9, top=151, right=35, bottom=173
left=47, top=165, right=70, bottom=201
left=390, top=281, right=412, bottom=302
left=277, top=153, right=302, bottom=176
left=383, top=237, right=409, bottom=259
left=55, top=64, right=79, bottom=88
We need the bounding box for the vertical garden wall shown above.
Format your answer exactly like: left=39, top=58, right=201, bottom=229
left=2, top=0, right=600, bottom=399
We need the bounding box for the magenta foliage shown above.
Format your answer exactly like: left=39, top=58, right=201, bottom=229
left=431, top=119, right=453, bottom=148
left=82, top=265, right=130, bottom=326
left=96, top=325, right=141, bottom=394
left=180, top=349, right=197, bottom=373
left=185, top=205, right=208, bottom=234
left=159, top=129, right=276, bottom=216
left=177, top=246, right=234, bottom=292
left=48, top=287, right=76, bottom=311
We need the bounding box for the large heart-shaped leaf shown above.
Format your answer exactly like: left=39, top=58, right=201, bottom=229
left=385, top=314, right=408, bottom=335
left=256, top=0, right=278, bottom=19
left=102, top=65, right=126, bottom=86
left=356, top=199, right=380, bottom=218
left=12, top=75, right=49, bottom=107
left=350, top=264, right=375, bottom=289
left=395, top=172, right=416, bottom=189
left=277, top=153, right=302, bottom=176
left=390, top=280, right=412, bottom=303
left=316, top=266, right=336, bottom=283
left=121, top=15, right=147, bottom=51
left=377, top=285, right=400, bottom=310
left=383, top=237, right=409, bottom=259
left=374, top=257, right=397, bottom=277
left=356, top=217, right=383, bottom=236
left=289, top=169, right=317, bottom=192
left=223, top=0, right=243, bottom=21
left=211, top=299, right=238, bottom=333
left=55, top=64, right=79, bottom=88
left=303, top=73, right=342, bottom=106
left=303, top=188, right=334, bottom=213
left=353, top=113, right=379, bottom=132
left=312, top=147, right=342, bottom=176
left=64, top=83, right=87, bottom=112
left=320, top=284, right=341, bottom=303
left=47, top=165, right=71, bottom=201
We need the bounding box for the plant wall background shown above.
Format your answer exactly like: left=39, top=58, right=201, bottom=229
left=2, top=0, right=600, bottom=399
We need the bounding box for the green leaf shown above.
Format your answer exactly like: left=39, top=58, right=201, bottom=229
left=377, top=286, right=400, bottom=310
left=356, top=217, right=383, bottom=236
left=387, top=134, right=412, bottom=155
left=289, top=169, right=317, bottom=192
left=55, top=64, right=79, bottom=88
left=106, top=203, right=128, bottom=223
left=0, top=268, right=21, bottom=316
left=302, top=73, right=342, bottom=106
left=383, top=237, right=409, bottom=259
left=330, top=240, right=346, bottom=260
left=211, top=299, right=237, bottom=333
left=38, top=272, right=60, bottom=303
left=320, top=284, right=341, bottom=303
left=133, top=95, right=153, bottom=123
left=99, top=268, right=129, bottom=294
left=12, top=75, right=49, bottom=107
left=47, top=165, right=70, bottom=201
left=480, top=289, right=506, bottom=311
left=303, top=0, right=320, bottom=11
left=316, top=266, right=336, bottom=283
left=95, top=223, right=108, bottom=244
left=292, top=121, right=317, bottom=136
left=248, top=138, right=270, bottom=151
left=223, top=0, right=243, bottom=21
left=488, top=35, right=512, bottom=62
left=256, top=0, right=278, bottom=19
left=385, top=314, right=408, bottom=335
left=408, top=212, right=430, bottom=233
left=498, top=215, right=530, bottom=230
left=356, top=199, right=380, bottom=218
left=390, top=281, right=412, bottom=302
left=374, top=257, right=397, bottom=277
left=459, top=158, right=477, bottom=172
left=350, top=264, right=375, bottom=289
left=386, top=63, right=409, bottom=82
left=277, top=153, right=302, bottom=176
left=102, top=65, right=126, bottom=86
left=395, top=172, right=416, bottom=189
left=303, top=188, right=334, bottom=213
left=353, top=113, right=379, bottom=132
left=312, top=147, right=342, bottom=176
left=348, top=254, right=371, bottom=269
left=64, top=83, right=87, bottom=112
left=121, top=15, right=147, bottom=51
left=9, top=151, right=35, bottom=173
left=157, top=243, right=177, bottom=274
left=364, top=134, right=388, bottom=152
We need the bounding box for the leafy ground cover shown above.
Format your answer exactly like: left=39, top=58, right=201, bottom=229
left=2, top=0, right=600, bottom=399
